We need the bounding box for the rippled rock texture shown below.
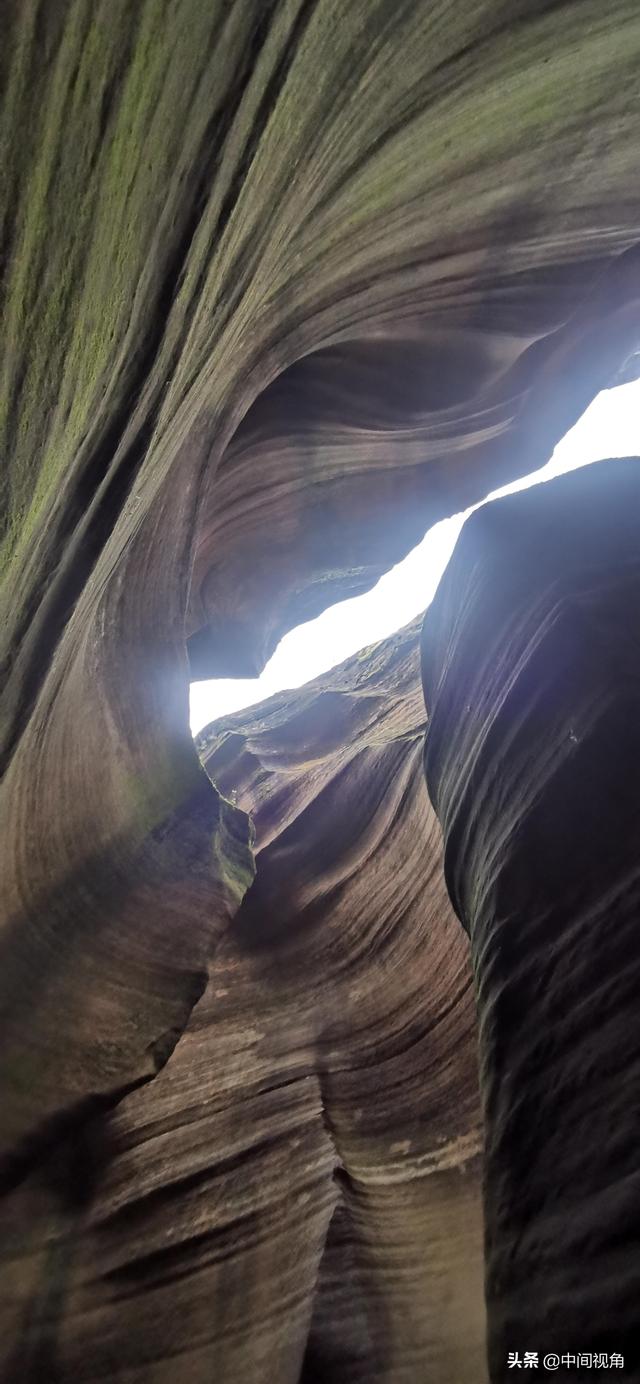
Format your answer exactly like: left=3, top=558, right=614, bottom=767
left=1, top=622, right=484, bottom=1382
left=2, top=1, right=640, bottom=1169
left=3, top=2, right=640, bottom=1379
left=422, top=457, right=640, bottom=1382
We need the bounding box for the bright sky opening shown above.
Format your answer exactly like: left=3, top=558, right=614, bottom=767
left=190, top=380, right=640, bottom=736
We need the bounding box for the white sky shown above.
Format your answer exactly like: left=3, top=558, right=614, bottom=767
left=190, top=380, right=640, bottom=735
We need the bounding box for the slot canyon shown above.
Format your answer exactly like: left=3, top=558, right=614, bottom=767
left=2, top=3, right=640, bottom=1380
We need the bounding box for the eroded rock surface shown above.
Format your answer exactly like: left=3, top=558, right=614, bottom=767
left=2, top=1, right=640, bottom=1167
left=3, top=5, right=640, bottom=1379
left=422, top=457, right=640, bottom=1382
left=1, top=623, right=484, bottom=1381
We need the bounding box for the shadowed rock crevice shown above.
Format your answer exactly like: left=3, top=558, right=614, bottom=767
left=422, top=457, right=640, bottom=1382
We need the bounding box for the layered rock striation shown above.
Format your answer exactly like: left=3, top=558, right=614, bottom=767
left=2, top=1, right=640, bottom=1167
left=2, top=3, right=640, bottom=1379
left=1, top=623, right=484, bottom=1382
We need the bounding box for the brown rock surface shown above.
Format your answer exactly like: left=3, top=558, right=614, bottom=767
left=1, top=622, right=484, bottom=1381
left=422, top=457, right=640, bottom=1381
left=2, top=2, right=640, bottom=1168
left=3, top=4, right=640, bottom=1378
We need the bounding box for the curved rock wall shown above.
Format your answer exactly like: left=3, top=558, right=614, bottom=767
left=3, top=5, right=640, bottom=1378
left=1, top=622, right=484, bottom=1381
left=422, top=457, right=640, bottom=1381
left=2, top=1, right=640, bottom=1170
